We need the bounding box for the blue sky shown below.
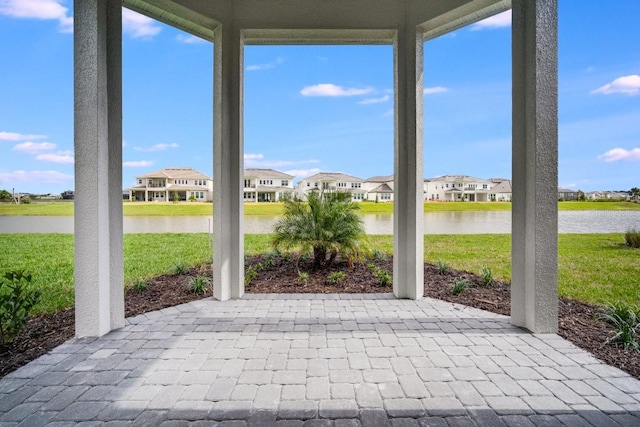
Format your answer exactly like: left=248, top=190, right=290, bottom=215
left=0, top=1, right=639, bottom=195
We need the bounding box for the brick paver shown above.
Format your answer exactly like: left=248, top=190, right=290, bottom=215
left=1, top=294, right=639, bottom=425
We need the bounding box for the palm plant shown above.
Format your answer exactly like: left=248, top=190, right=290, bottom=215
left=272, top=190, right=367, bottom=269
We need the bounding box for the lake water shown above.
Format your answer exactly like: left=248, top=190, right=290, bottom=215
left=1, top=210, right=639, bottom=234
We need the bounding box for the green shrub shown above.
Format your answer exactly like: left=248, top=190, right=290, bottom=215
left=451, top=278, right=468, bottom=295
left=376, top=269, right=392, bottom=286
left=481, top=266, right=493, bottom=286
left=298, top=272, right=309, bottom=283
left=624, top=229, right=640, bottom=248
left=0, top=271, right=41, bottom=344
left=172, top=260, right=187, bottom=275
left=189, top=276, right=210, bottom=295
left=326, top=271, right=346, bottom=285
left=371, top=249, right=388, bottom=262
left=245, top=264, right=262, bottom=285
left=436, top=259, right=449, bottom=275
left=133, top=278, right=148, bottom=291
left=600, top=301, right=640, bottom=351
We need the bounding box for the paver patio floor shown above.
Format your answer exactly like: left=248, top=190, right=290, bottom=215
left=1, top=294, right=639, bottom=426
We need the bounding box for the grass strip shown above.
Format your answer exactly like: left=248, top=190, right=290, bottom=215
left=0, top=233, right=637, bottom=314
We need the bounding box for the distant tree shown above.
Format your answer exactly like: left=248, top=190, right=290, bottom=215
left=631, top=187, right=640, bottom=200
left=172, top=191, right=179, bottom=203
left=577, top=190, right=586, bottom=201
left=272, top=191, right=367, bottom=269
left=0, top=189, right=11, bottom=202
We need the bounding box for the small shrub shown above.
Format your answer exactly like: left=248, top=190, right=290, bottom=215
left=0, top=270, right=41, bottom=344
left=245, top=264, right=262, bottom=285
left=133, top=278, right=148, bottom=291
left=481, top=266, right=493, bottom=286
left=326, top=271, right=346, bottom=285
left=189, top=276, right=210, bottom=295
left=600, top=301, right=640, bottom=351
left=376, top=269, right=392, bottom=286
left=436, top=259, right=449, bottom=275
left=172, top=260, right=187, bottom=275
left=298, top=272, right=309, bottom=283
left=451, top=278, right=468, bottom=295
left=371, top=249, right=388, bottom=262
left=624, top=229, right=640, bottom=248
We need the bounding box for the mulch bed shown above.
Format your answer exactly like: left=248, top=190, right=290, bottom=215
left=1, top=256, right=638, bottom=379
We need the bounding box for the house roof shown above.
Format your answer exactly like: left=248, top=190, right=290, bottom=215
left=244, top=168, right=294, bottom=180
left=558, top=187, right=576, bottom=193
left=366, top=175, right=393, bottom=183
left=369, top=183, right=394, bottom=193
left=491, top=180, right=512, bottom=193
left=137, top=167, right=211, bottom=181
left=303, top=172, right=363, bottom=183
left=425, top=174, right=490, bottom=184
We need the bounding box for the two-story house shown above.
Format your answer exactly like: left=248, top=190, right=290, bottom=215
left=424, top=175, right=493, bottom=202
left=364, top=175, right=394, bottom=202
left=128, top=167, right=213, bottom=202
left=243, top=168, right=295, bottom=202
left=297, top=172, right=366, bottom=201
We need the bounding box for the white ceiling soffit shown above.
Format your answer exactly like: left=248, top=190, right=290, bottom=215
left=123, top=0, right=218, bottom=42
left=242, top=29, right=396, bottom=46
left=419, top=0, right=511, bottom=41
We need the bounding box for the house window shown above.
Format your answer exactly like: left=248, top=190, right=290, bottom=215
left=446, top=184, right=449, bottom=188
left=351, top=182, right=361, bottom=188
left=352, top=193, right=363, bottom=200
left=381, top=193, right=391, bottom=201
left=307, top=182, right=310, bottom=187
left=322, top=182, right=329, bottom=190
left=138, top=179, right=142, bottom=185
left=483, top=184, right=488, bottom=189
left=281, top=180, right=288, bottom=187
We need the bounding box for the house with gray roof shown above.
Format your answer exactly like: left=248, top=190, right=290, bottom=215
left=364, top=174, right=394, bottom=202
left=128, top=167, right=212, bottom=202
left=297, top=172, right=366, bottom=201
left=424, top=175, right=493, bottom=202
left=489, top=179, right=512, bottom=201
left=243, top=168, right=294, bottom=202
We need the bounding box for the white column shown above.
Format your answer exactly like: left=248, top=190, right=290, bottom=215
left=74, top=0, right=124, bottom=337
left=393, top=26, right=424, bottom=300
left=511, top=0, right=558, bottom=333
left=213, top=24, right=244, bottom=300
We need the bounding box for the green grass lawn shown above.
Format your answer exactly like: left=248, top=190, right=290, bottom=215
left=1, top=233, right=637, bottom=315
left=1, top=200, right=638, bottom=216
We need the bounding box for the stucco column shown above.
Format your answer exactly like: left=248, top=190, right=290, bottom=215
left=213, top=23, right=244, bottom=300
left=511, top=0, right=558, bottom=333
left=393, top=26, right=424, bottom=300
left=74, top=0, right=124, bottom=337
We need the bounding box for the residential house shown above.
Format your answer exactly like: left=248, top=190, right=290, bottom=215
left=243, top=168, right=294, bottom=202
left=586, top=191, right=629, bottom=200
left=128, top=167, right=213, bottom=202
left=424, top=175, right=493, bottom=202
left=297, top=172, right=366, bottom=202
left=558, top=187, right=578, bottom=201
left=364, top=175, right=394, bottom=202
left=489, top=179, right=512, bottom=201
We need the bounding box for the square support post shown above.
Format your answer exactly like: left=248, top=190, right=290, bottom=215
left=393, top=27, right=424, bottom=300
left=511, top=0, right=558, bottom=333
left=213, top=23, right=244, bottom=300
left=73, top=0, right=124, bottom=337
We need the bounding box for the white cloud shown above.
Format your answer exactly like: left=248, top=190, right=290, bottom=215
left=471, top=10, right=511, bottom=30
left=284, top=168, right=322, bottom=180
left=12, top=141, right=56, bottom=154
left=122, top=8, right=161, bottom=39
left=133, top=142, right=179, bottom=152
left=124, top=160, right=154, bottom=167
left=423, top=86, right=449, bottom=95
left=0, top=169, right=72, bottom=184
left=0, top=131, right=47, bottom=141
left=597, top=147, right=640, bottom=162
left=358, top=95, right=390, bottom=105
left=300, top=84, right=374, bottom=97
left=244, top=153, right=264, bottom=160
left=591, top=75, right=640, bottom=96
left=36, top=150, right=74, bottom=164
left=0, top=0, right=73, bottom=33
left=176, top=34, right=206, bottom=44
left=246, top=57, right=285, bottom=71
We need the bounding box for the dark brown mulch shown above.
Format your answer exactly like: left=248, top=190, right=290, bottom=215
left=1, top=256, right=638, bottom=380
